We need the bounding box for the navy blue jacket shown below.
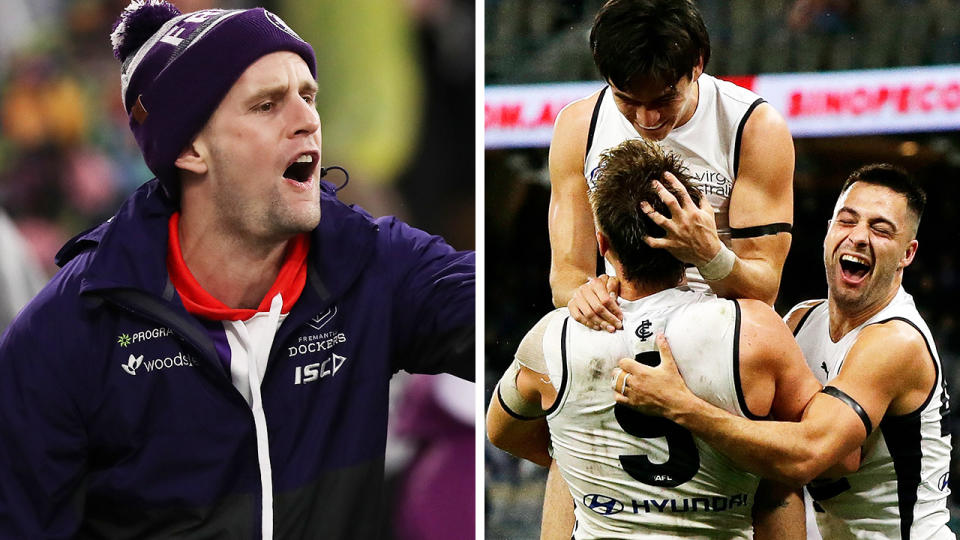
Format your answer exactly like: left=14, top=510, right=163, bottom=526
left=0, top=179, right=474, bottom=538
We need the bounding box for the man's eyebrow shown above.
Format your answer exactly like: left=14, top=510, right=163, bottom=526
left=247, top=84, right=287, bottom=104
left=246, top=80, right=318, bottom=104
left=613, top=86, right=676, bottom=104
left=837, top=207, right=899, bottom=230
left=300, top=79, right=318, bottom=95
left=868, top=215, right=898, bottom=231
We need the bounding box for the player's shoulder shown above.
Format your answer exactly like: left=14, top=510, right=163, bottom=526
left=663, top=295, right=738, bottom=348
left=856, top=318, right=931, bottom=362
left=784, top=299, right=826, bottom=333
left=557, top=88, right=605, bottom=123
left=733, top=299, right=803, bottom=371
left=553, top=88, right=604, bottom=141
left=735, top=298, right=793, bottom=335
left=550, top=87, right=606, bottom=178
left=741, top=100, right=789, bottom=144
left=537, top=307, right=569, bottom=327
left=515, top=308, right=568, bottom=373
left=844, top=318, right=935, bottom=400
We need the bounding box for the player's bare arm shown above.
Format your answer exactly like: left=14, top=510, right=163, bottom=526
left=782, top=302, right=862, bottom=477
left=617, top=317, right=933, bottom=486
left=741, top=300, right=810, bottom=540
left=752, top=480, right=805, bottom=540
left=737, top=299, right=821, bottom=422
left=642, top=104, right=793, bottom=305
left=486, top=363, right=555, bottom=467
left=487, top=312, right=560, bottom=467
left=832, top=321, right=936, bottom=420
left=539, top=460, right=576, bottom=540
left=548, top=92, right=623, bottom=331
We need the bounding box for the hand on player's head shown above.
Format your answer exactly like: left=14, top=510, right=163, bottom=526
left=640, top=172, right=721, bottom=267
left=568, top=274, right=623, bottom=332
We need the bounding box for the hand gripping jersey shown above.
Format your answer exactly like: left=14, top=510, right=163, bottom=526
left=540, top=288, right=763, bottom=539
left=583, top=74, right=765, bottom=292
left=792, top=287, right=953, bottom=539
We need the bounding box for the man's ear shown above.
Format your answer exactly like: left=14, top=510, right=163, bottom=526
left=597, top=231, right=609, bottom=257
left=899, top=239, right=918, bottom=270
left=691, top=55, right=704, bottom=82
left=174, top=139, right=207, bottom=175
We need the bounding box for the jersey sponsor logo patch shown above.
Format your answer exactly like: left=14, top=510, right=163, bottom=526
left=120, top=351, right=198, bottom=376
left=294, top=353, right=347, bottom=385
left=586, top=166, right=601, bottom=191
left=939, top=472, right=950, bottom=491
left=631, top=493, right=749, bottom=514
left=583, top=493, right=624, bottom=515
left=117, top=326, right=173, bottom=348
left=690, top=168, right=731, bottom=198
left=122, top=354, right=142, bottom=375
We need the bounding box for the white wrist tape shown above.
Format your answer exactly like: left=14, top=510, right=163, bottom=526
left=697, top=244, right=736, bottom=281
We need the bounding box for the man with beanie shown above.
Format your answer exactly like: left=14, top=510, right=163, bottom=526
left=0, top=2, right=474, bottom=538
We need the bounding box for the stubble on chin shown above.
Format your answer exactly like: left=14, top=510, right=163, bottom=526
left=269, top=188, right=321, bottom=236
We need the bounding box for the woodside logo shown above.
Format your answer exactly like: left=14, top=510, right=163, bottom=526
left=121, top=352, right=198, bottom=376
left=122, top=354, right=143, bottom=375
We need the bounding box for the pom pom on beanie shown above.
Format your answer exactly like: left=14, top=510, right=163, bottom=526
left=110, top=0, right=182, bottom=62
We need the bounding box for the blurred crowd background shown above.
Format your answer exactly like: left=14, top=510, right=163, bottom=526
left=0, top=0, right=475, bottom=538
left=486, top=1, right=960, bottom=538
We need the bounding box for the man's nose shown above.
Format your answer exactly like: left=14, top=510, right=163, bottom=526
left=848, top=221, right=870, bottom=246
left=290, top=97, right=320, bottom=137
left=636, top=106, right=661, bottom=128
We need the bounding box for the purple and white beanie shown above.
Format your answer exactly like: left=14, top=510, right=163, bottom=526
left=111, top=0, right=317, bottom=191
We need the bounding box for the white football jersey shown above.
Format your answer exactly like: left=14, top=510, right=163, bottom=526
left=791, top=287, right=954, bottom=539
left=583, top=74, right=765, bottom=292
left=540, top=288, right=763, bottom=539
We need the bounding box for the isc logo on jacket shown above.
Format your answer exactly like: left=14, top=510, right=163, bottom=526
left=294, top=353, right=347, bottom=384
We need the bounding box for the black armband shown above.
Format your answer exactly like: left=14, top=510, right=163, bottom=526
left=821, top=385, right=872, bottom=436
left=729, top=222, right=792, bottom=239
left=807, top=477, right=852, bottom=501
